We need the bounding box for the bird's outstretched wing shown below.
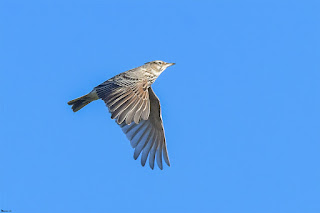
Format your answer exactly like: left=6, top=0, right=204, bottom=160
left=95, top=78, right=150, bottom=125
left=119, top=87, right=170, bottom=170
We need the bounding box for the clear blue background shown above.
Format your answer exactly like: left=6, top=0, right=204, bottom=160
left=1, top=1, right=319, bottom=213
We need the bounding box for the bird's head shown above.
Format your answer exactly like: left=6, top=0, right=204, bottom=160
left=146, top=60, right=175, bottom=73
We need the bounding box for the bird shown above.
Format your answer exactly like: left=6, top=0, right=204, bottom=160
left=68, top=60, right=175, bottom=170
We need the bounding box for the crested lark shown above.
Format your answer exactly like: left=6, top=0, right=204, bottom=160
left=68, top=60, right=175, bottom=169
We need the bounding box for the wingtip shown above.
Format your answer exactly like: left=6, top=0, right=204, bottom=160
left=133, top=153, right=139, bottom=160
left=150, top=163, right=155, bottom=170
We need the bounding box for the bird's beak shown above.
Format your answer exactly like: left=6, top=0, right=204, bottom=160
left=166, top=62, right=175, bottom=67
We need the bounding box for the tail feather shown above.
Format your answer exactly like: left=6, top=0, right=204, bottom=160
left=68, top=98, right=91, bottom=112
left=68, top=91, right=99, bottom=112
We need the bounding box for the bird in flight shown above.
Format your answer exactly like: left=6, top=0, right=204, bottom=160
left=68, top=60, right=175, bottom=170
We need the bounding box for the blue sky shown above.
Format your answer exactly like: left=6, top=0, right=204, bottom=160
left=1, top=1, right=319, bottom=212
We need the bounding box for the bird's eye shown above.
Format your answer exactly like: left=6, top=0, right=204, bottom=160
left=158, top=62, right=162, bottom=64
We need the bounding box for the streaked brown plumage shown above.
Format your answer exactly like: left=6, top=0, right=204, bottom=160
left=68, top=60, right=175, bottom=169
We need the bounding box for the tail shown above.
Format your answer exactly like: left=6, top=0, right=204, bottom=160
left=68, top=91, right=99, bottom=112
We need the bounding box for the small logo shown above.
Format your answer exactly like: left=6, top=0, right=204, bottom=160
left=1, top=210, right=12, bottom=212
